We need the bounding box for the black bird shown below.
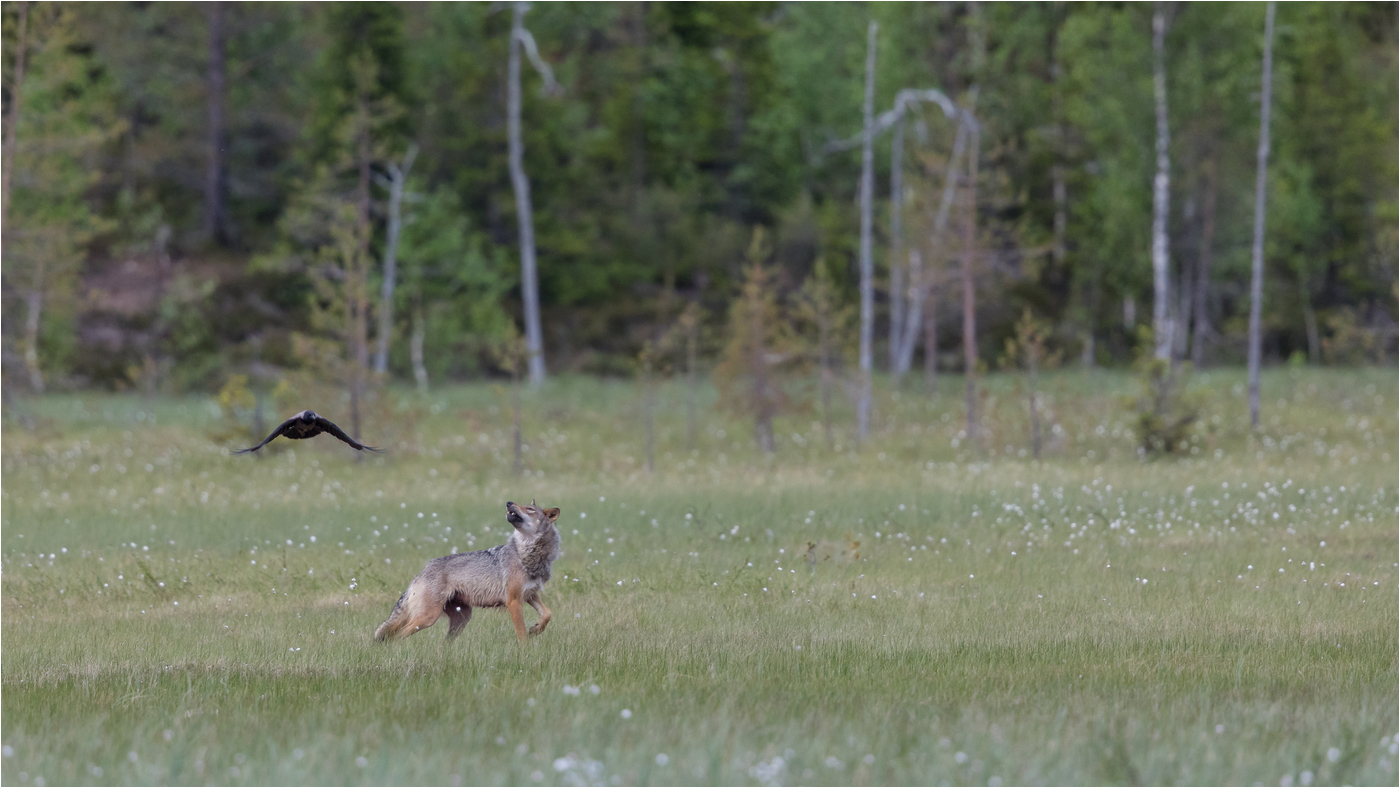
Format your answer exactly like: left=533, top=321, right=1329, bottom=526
left=232, top=410, right=382, bottom=454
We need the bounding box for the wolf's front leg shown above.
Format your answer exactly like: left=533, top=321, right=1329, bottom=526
left=527, top=596, right=552, bottom=636
left=506, top=591, right=529, bottom=642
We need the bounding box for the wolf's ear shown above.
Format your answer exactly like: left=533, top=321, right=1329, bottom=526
left=544, top=507, right=560, bottom=521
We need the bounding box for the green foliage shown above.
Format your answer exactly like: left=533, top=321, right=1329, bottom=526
left=395, top=180, right=511, bottom=379
left=4, top=3, right=1396, bottom=386
left=2, top=3, right=122, bottom=386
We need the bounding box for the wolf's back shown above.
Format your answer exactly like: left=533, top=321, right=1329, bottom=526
left=438, top=548, right=511, bottom=606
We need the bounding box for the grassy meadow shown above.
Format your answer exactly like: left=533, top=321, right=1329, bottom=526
left=2, top=367, right=1396, bottom=786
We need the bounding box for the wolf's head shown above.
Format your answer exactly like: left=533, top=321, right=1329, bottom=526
left=506, top=500, right=560, bottom=540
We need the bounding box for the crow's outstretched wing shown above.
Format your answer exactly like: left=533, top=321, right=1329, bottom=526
left=314, top=415, right=382, bottom=452
left=231, top=415, right=300, bottom=454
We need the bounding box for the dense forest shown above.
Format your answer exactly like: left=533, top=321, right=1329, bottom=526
left=1, top=2, right=1395, bottom=399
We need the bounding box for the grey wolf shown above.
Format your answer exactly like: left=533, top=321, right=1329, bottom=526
left=232, top=410, right=381, bottom=454
left=374, top=501, right=561, bottom=643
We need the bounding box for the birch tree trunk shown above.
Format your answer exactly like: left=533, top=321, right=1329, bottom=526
left=855, top=20, right=877, bottom=446
left=374, top=144, right=417, bottom=376
left=961, top=112, right=980, bottom=445
left=205, top=1, right=228, bottom=246
left=1151, top=4, right=1174, bottom=360
left=1247, top=1, right=1276, bottom=429
left=510, top=2, right=548, bottom=387
left=2, top=0, right=29, bottom=228
left=962, top=0, right=986, bottom=445
left=349, top=81, right=374, bottom=444
left=1191, top=155, right=1217, bottom=367
left=888, top=117, right=904, bottom=373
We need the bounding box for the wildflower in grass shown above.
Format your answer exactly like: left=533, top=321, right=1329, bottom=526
left=356, top=756, right=368, bottom=768
left=655, top=753, right=669, bottom=766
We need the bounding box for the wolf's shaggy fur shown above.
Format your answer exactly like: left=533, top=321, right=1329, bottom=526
left=374, top=501, right=561, bottom=642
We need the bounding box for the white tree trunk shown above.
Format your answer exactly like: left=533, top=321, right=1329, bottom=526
left=962, top=110, right=980, bottom=444
left=888, top=116, right=904, bottom=373
left=1151, top=4, right=1173, bottom=360
left=374, top=144, right=417, bottom=376
left=1247, top=1, right=1276, bottom=428
left=510, top=2, right=548, bottom=387
left=856, top=19, right=877, bottom=445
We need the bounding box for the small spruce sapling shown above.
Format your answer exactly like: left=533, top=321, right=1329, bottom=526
left=1125, top=326, right=1200, bottom=456
left=714, top=228, right=798, bottom=454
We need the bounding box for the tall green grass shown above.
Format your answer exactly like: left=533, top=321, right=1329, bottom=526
left=3, top=368, right=1396, bottom=785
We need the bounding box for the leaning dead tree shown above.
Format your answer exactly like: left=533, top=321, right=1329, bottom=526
left=1247, top=1, right=1276, bottom=429
left=508, top=2, right=559, bottom=387
left=894, top=98, right=971, bottom=380
left=821, top=86, right=978, bottom=385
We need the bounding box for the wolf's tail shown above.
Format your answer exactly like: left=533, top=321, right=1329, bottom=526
left=374, top=591, right=411, bottom=641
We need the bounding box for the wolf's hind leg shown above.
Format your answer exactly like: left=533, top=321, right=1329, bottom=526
left=527, top=596, right=552, bottom=636
left=445, top=599, right=473, bottom=640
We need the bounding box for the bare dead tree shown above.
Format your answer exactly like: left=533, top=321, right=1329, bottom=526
left=1151, top=3, right=1174, bottom=360
left=1247, top=1, right=1276, bottom=429
left=961, top=103, right=981, bottom=446
left=824, top=85, right=968, bottom=391
left=508, top=2, right=559, bottom=388
left=856, top=20, right=877, bottom=446
left=373, top=143, right=417, bottom=376
left=205, top=1, right=229, bottom=246
left=888, top=115, right=905, bottom=373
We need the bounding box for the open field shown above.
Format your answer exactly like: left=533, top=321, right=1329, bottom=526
left=2, top=368, right=1396, bottom=786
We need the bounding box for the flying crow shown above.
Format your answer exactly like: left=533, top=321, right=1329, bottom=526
left=232, top=410, right=381, bottom=454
